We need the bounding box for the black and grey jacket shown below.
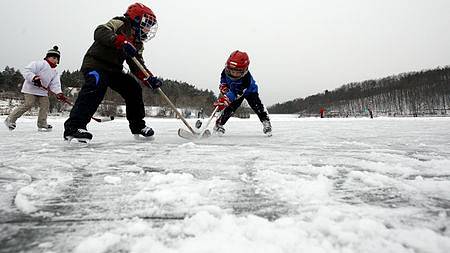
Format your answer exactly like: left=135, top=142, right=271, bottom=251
left=81, top=16, right=146, bottom=74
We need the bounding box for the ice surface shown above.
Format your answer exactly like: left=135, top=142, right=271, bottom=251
left=1, top=115, right=449, bottom=252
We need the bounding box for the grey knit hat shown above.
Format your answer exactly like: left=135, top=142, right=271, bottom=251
left=45, top=46, right=61, bottom=62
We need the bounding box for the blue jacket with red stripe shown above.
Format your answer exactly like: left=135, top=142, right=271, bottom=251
left=220, top=69, right=259, bottom=102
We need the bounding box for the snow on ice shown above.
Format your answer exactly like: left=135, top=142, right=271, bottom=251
left=0, top=115, right=450, bottom=252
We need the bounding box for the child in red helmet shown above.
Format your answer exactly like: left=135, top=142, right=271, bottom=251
left=63, top=3, right=162, bottom=142
left=213, top=50, right=272, bottom=136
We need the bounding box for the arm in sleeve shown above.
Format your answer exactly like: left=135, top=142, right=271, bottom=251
left=225, top=90, right=237, bottom=102
left=244, top=73, right=258, bottom=94
left=23, top=61, right=40, bottom=83
left=126, top=48, right=153, bottom=78
left=48, top=74, right=63, bottom=94
left=94, top=19, right=125, bottom=48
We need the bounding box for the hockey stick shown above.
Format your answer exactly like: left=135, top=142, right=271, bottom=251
left=198, top=105, right=219, bottom=136
left=179, top=91, right=247, bottom=140
left=38, top=85, right=114, bottom=123
left=131, top=57, right=197, bottom=135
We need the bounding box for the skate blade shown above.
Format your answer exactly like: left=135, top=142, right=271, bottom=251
left=133, top=134, right=155, bottom=141
left=38, top=128, right=52, bottom=132
left=213, top=130, right=225, bottom=137
left=265, top=132, right=273, bottom=137
left=65, top=137, right=91, bottom=144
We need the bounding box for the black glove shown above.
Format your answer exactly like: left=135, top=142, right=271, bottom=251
left=123, top=41, right=137, bottom=58
left=144, top=76, right=163, bottom=89
left=32, top=76, right=42, bottom=87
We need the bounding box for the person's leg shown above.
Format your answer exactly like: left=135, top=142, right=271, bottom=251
left=246, top=92, right=271, bottom=134
left=216, top=96, right=244, bottom=126
left=37, top=96, right=50, bottom=128
left=8, top=94, right=37, bottom=123
left=245, top=93, right=269, bottom=122
left=108, top=72, right=147, bottom=134
left=64, top=69, right=108, bottom=132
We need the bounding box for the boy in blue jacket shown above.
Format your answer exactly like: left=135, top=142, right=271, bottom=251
left=213, top=50, right=272, bottom=136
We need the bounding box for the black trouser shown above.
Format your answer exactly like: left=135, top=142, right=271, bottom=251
left=217, top=92, right=269, bottom=125
left=64, top=69, right=146, bottom=133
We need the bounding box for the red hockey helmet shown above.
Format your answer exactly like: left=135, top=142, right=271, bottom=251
left=225, top=50, right=250, bottom=79
left=125, top=3, right=158, bottom=42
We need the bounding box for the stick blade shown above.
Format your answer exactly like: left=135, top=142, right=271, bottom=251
left=178, top=128, right=198, bottom=140
left=177, top=128, right=211, bottom=140
left=91, top=116, right=114, bottom=123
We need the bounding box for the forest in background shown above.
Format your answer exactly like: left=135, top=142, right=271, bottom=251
left=268, top=66, right=450, bottom=117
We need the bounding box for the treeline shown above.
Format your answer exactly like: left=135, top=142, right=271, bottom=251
left=269, top=66, right=450, bottom=116
left=0, top=66, right=24, bottom=93
left=0, top=66, right=217, bottom=114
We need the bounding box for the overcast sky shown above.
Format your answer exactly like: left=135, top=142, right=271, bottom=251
left=1, top=0, right=449, bottom=105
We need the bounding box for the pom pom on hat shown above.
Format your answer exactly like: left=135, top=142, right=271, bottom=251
left=45, top=45, right=61, bottom=62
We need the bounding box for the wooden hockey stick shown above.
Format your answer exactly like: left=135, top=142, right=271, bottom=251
left=131, top=57, right=197, bottom=135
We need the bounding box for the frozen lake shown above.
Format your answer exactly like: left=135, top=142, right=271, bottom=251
left=1, top=115, right=450, bottom=253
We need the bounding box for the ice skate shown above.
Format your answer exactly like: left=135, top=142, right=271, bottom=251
left=64, top=128, right=93, bottom=143
left=38, top=124, right=53, bottom=132
left=4, top=118, right=16, bottom=131
left=262, top=120, right=272, bottom=137
left=213, top=123, right=225, bottom=136
left=133, top=126, right=155, bottom=141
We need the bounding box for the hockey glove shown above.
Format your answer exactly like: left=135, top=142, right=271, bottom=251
left=123, top=41, right=137, bottom=58
left=213, top=96, right=231, bottom=111
left=32, top=76, right=42, bottom=87
left=56, top=93, right=67, bottom=102
left=114, top=34, right=137, bottom=58
left=219, top=83, right=229, bottom=95
left=144, top=76, right=163, bottom=90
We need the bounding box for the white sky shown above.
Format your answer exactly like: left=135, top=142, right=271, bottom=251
left=1, top=0, right=449, bottom=105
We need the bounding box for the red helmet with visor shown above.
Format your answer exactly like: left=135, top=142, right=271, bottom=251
left=225, top=50, right=250, bottom=79
left=125, top=3, right=158, bottom=42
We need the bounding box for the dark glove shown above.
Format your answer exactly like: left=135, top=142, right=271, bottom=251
left=32, top=76, right=42, bottom=87
left=56, top=93, right=66, bottom=102
left=144, top=76, right=163, bottom=89
left=123, top=41, right=137, bottom=58
left=213, top=96, right=231, bottom=111
left=219, top=83, right=229, bottom=94
left=114, top=34, right=137, bottom=58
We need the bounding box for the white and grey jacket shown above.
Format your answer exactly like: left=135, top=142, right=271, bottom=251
left=21, top=60, right=62, bottom=96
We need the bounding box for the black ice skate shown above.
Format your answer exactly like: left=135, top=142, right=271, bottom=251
left=4, top=118, right=16, bottom=131
left=38, top=124, right=53, bottom=132
left=213, top=123, right=225, bottom=136
left=262, top=120, right=272, bottom=137
left=133, top=126, right=154, bottom=140
left=64, top=128, right=93, bottom=143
